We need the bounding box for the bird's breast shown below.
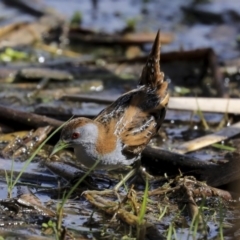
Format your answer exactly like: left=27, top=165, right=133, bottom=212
left=74, top=139, right=137, bottom=170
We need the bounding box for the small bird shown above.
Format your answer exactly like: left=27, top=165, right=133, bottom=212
left=51, top=31, right=169, bottom=189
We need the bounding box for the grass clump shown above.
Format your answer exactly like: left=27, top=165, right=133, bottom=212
left=5, top=122, right=66, bottom=198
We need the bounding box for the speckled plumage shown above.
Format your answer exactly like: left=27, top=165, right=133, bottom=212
left=57, top=31, right=169, bottom=170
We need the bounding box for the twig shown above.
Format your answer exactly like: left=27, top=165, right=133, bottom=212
left=142, top=146, right=216, bottom=169
left=61, top=94, right=240, bottom=114
left=0, top=230, right=53, bottom=240
left=27, top=78, right=50, bottom=98
left=0, top=104, right=63, bottom=128
left=169, top=97, right=239, bottom=114
left=0, top=157, right=57, bottom=182
left=17, top=68, right=73, bottom=81
left=35, top=42, right=80, bottom=58
left=191, top=184, right=233, bottom=201
left=61, top=94, right=115, bottom=104
left=182, top=182, right=204, bottom=223
left=143, top=146, right=240, bottom=187
left=84, top=193, right=165, bottom=240
left=173, top=121, right=240, bottom=154
left=13, top=126, right=53, bottom=158
left=68, top=30, right=173, bottom=46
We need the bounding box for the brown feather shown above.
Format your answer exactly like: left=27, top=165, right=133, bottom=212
left=139, top=30, right=163, bottom=87
left=95, top=119, right=117, bottom=155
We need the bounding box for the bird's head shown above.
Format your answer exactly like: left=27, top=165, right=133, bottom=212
left=50, top=118, right=98, bottom=156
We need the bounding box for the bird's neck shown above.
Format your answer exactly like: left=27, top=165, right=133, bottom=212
left=73, top=121, right=118, bottom=167
left=94, top=121, right=118, bottom=155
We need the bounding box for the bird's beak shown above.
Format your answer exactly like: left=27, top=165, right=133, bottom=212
left=50, top=140, right=70, bottom=157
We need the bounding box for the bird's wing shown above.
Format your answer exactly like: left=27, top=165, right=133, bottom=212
left=95, top=88, right=167, bottom=156
left=118, top=91, right=167, bottom=156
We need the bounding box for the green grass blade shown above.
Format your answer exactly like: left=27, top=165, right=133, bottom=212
left=4, top=169, right=9, bottom=189
left=211, top=143, right=236, bottom=151
left=61, top=158, right=100, bottom=207
left=167, top=224, right=173, bottom=240
left=138, top=178, right=149, bottom=224
left=158, top=205, right=168, bottom=221
left=10, top=157, right=14, bottom=188
left=195, top=96, right=209, bottom=130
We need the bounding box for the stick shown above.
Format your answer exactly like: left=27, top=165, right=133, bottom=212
left=61, top=94, right=240, bottom=114
left=61, top=94, right=115, bottom=104
left=68, top=31, right=173, bottom=46
left=0, top=104, right=63, bottom=128
left=173, top=121, right=240, bottom=154
left=143, top=145, right=240, bottom=187
left=169, top=97, right=239, bottom=114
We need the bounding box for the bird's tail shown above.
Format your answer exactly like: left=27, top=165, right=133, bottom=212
left=139, top=30, right=164, bottom=87
left=139, top=30, right=169, bottom=110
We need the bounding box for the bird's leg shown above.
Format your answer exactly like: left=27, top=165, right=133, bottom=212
left=113, top=159, right=156, bottom=191
left=82, top=164, right=139, bottom=201
left=113, top=166, right=138, bottom=191
left=138, top=165, right=155, bottom=181
left=83, top=161, right=153, bottom=200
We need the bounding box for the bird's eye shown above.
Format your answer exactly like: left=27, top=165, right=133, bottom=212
left=71, top=132, right=80, bottom=139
